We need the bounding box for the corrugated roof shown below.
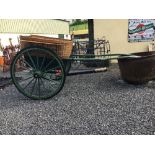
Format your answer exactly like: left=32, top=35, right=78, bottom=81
left=0, top=19, right=69, bottom=34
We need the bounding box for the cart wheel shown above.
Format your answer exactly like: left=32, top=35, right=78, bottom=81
left=10, top=46, right=66, bottom=100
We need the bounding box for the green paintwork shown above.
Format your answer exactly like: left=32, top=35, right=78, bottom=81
left=10, top=46, right=65, bottom=100
left=10, top=45, right=140, bottom=100
left=67, top=53, right=140, bottom=61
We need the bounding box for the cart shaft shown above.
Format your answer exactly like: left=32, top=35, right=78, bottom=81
left=67, top=53, right=141, bottom=61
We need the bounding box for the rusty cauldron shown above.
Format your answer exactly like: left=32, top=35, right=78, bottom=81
left=118, top=51, right=155, bottom=84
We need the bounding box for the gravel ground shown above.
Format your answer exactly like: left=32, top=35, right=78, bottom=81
left=0, top=64, right=155, bottom=135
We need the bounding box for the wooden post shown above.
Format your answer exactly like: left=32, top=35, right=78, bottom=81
left=88, top=19, right=94, bottom=55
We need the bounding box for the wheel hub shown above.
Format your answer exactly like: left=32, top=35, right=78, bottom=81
left=33, top=71, right=42, bottom=78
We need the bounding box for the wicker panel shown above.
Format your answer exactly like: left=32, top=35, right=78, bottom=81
left=20, top=35, right=73, bottom=59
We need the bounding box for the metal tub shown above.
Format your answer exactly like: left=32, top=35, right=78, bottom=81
left=118, top=51, right=155, bottom=84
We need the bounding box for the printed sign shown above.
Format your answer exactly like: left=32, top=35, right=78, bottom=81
left=128, top=19, right=155, bottom=42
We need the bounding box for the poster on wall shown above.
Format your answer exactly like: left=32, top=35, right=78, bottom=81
left=128, top=19, right=155, bottom=42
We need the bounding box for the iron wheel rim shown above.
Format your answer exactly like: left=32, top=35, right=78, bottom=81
left=10, top=46, right=65, bottom=100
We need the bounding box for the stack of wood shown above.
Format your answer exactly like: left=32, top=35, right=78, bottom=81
left=0, top=38, right=20, bottom=72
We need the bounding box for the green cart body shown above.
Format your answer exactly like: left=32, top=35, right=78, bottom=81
left=10, top=35, right=139, bottom=100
